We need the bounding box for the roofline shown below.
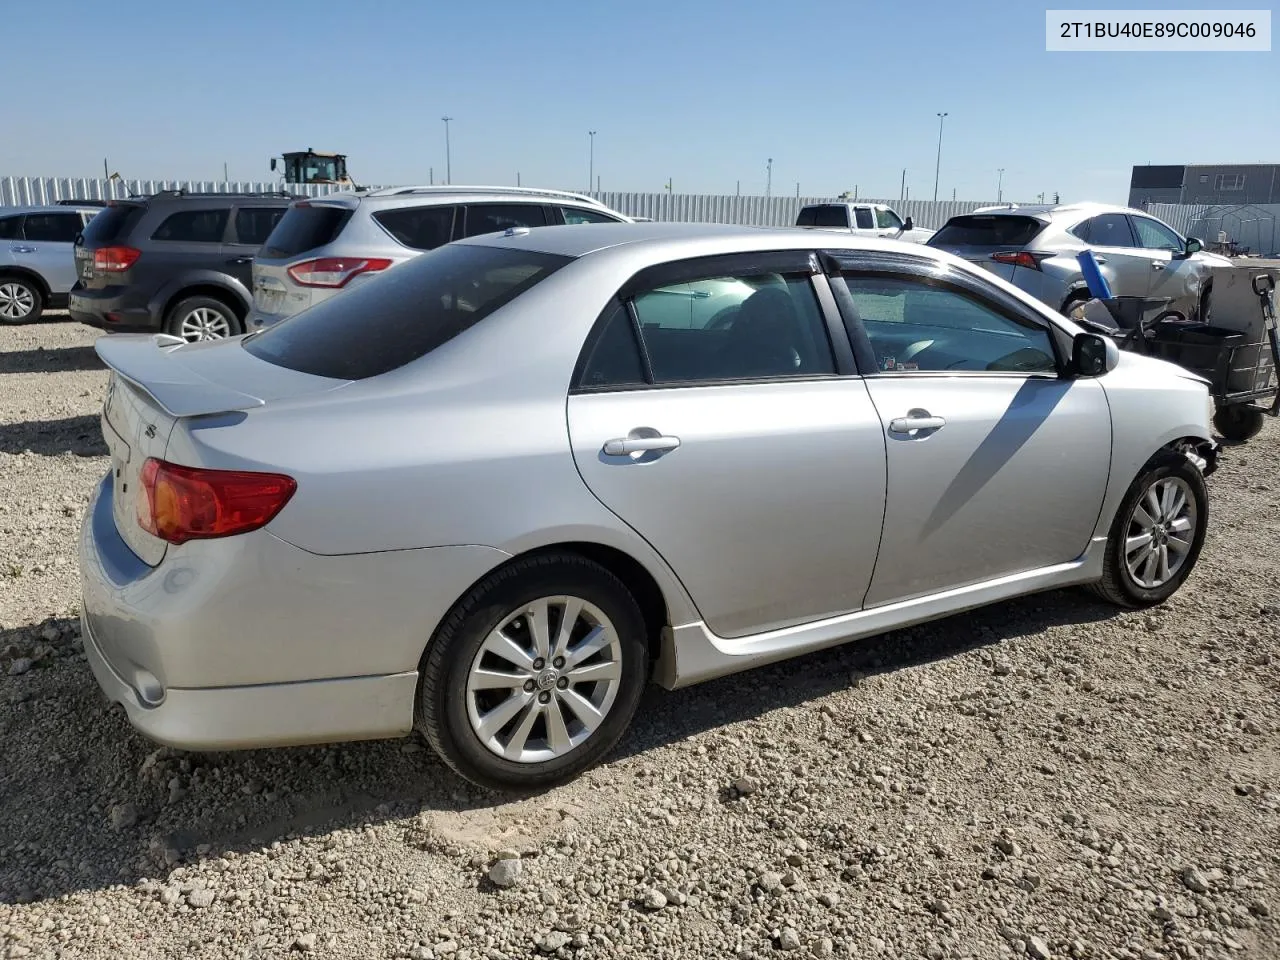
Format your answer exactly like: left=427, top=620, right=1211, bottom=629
left=360, top=184, right=611, bottom=208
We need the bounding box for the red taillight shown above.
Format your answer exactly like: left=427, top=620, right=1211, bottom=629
left=93, top=246, right=142, bottom=272
left=991, top=250, right=1050, bottom=271
left=286, top=257, right=392, bottom=288
left=136, top=458, right=296, bottom=545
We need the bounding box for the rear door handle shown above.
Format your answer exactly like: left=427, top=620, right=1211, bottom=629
left=10, top=245, right=35, bottom=254
left=603, top=434, right=681, bottom=456
left=227, top=256, right=254, bottom=265
left=1094, top=256, right=1107, bottom=264
left=888, top=414, right=946, bottom=435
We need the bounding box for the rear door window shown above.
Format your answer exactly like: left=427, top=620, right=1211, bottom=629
left=853, top=208, right=875, bottom=229
left=22, top=213, right=84, bottom=242
left=242, top=244, right=571, bottom=380
left=258, top=203, right=353, bottom=258
left=1076, top=214, right=1135, bottom=248
left=461, top=203, right=549, bottom=238
left=151, top=208, right=230, bottom=243
left=373, top=206, right=457, bottom=250
left=559, top=206, right=622, bottom=225
left=930, top=215, right=1045, bottom=247
left=232, top=206, right=289, bottom=245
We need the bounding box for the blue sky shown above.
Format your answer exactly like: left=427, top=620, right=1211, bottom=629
left=4, top=0, right=1275, bottom=202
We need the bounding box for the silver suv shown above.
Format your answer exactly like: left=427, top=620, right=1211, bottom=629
left=248, top=185, right=631, bottom=328
left=0, top=205, right=103, bottom=323
left=926, top=202, right=1232, bottom=321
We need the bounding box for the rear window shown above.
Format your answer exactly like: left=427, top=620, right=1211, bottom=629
left=796, top=207, right=817, bottom=227
left=930, top=215, right=1045, bottom=247
left=80, top=204, right=143, bottom=244
left=242, top=244, right=572, bottom=380
left=259, top=203, right=354, bottom=259
left=811, top=206, right=849, bottom=228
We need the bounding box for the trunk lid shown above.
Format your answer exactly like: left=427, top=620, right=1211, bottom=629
left=94, top=334, right=349, bottom=565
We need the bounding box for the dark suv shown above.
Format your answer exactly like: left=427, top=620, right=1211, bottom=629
left=68, top=190, right=297, bottom=341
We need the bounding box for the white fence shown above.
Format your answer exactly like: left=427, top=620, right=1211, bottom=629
left=1, top=176, right=1013, bottom=230
left=6, top=177, right=1273, bottom=252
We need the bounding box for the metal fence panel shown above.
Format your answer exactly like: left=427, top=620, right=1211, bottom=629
left=10, top=177, right=1269, bottom=250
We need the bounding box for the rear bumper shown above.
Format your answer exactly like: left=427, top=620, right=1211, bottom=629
left=78, top=472, right=508, bottom=751
left=82, top=613, right=419, bottom=750
left=68, top=285, right=158, bottom=332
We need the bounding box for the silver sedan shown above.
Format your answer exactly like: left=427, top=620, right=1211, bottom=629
left=80, top=222, right=1219, bottom=790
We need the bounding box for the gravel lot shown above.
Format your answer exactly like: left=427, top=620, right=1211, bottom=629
left=1, top=319, right=1277, bottom=960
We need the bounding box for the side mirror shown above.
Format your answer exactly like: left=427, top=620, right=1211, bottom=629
left=270, top=158, right=277, bottom=172
left=903, top=216, right=914, bottom=231
left=1184, top=236, right=1203, bottom=256
left=1071, top=331, right=1118, bottom=377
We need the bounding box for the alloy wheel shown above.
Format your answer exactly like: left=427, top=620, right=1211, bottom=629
left=0, top=282, right=35, bottom=320
left=1124, top=476, right=1197, bottom=589
left=465, top=595, right=623, bottom=763
left=178, top=306, right=232, bottom=341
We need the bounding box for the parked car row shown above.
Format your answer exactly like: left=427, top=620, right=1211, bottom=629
left=79, top=218, right=1219, bottom=790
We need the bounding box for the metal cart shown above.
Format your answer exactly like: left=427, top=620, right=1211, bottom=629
left=1071, top=266, right=1279, bottom=444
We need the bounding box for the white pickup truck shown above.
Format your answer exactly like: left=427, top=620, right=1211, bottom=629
left=795, top=202, right=934, bottom=243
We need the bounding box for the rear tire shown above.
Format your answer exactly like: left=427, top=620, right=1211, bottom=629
left=1214, top=404, right=1265, bottom=443
left=164, top=295, right=242, bottom=342
left=1089, top=451, right=1208, bottom=608
left=416, top=553, right=649, bottom=792
left=0, top=277, right=43, bottom=324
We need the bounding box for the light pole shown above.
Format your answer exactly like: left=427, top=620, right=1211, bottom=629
left=588, top=131, right=596, bottom=195
left=766, top=158, right=773, bottom=198
left=441, top=116, right=453, bottom=184
left=932, top=112, right=948, bottom=203
left=997, top=168, right=1005, bottom=202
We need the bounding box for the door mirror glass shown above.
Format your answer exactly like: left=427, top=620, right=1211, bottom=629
left=903, top=216, right=914, bottom=231
left=1071, top=332, right=1116, bottom=377
left=270, top=158, right=277, bottom=172
left=1184, top=236, right=1203, bottom=255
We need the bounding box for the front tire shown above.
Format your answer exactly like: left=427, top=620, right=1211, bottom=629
left=1090, top=451, right=1208, bottom=608
left=0, top=277, right=43, bottom=324
left=416, top=553, right=649, bottom=791
left=164, top=295, right=242, bottom=342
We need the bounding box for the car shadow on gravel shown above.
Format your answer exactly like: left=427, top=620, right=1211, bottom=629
left=614, top=587, right=1124, bottom=761
left=0, top=345, right=104, bottom=375
left=0, top=415, right=107, bottom=456
left=0, top=590, right=1122, bottom=904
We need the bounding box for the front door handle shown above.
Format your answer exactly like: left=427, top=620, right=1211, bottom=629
left=603, top=434, right=681, bottom=456
left=1094, top=256, right=1107, bottom=264
left=888, top=413, right=946, bottom=435
left=227, top=256, right=254, bottom=265
left=1151, top=261, right=1165, bottom=270
left=10, top=245, right=35, bottom=254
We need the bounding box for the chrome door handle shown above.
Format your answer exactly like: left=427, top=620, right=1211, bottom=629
left=1151, top=262, right=1165, bottom=270
left=1094, top=256, right=1107, bottom=264
left=603, top=435, right=681, bottom=456
left=10, top=245, right=35, bottom=254
left=888, top=414, right=946, bottom=434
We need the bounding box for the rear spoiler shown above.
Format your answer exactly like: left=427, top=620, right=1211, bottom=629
left=94, top=334, right=265, bottom=418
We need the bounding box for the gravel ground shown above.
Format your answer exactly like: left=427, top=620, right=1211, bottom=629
left=1, top=319, right=1277, bottom=960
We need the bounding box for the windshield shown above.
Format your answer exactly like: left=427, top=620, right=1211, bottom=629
left=243, top=243, right=571, bottom=380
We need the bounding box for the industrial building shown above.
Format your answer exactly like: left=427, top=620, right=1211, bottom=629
left=1129, top=162, right=1280, bottom=207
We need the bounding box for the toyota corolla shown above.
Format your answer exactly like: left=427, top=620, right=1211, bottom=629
left=80, top=222, right=1218, bottom=790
